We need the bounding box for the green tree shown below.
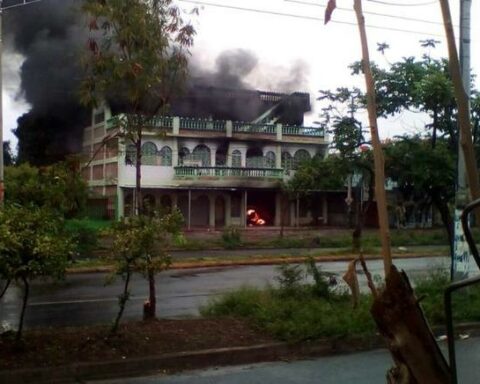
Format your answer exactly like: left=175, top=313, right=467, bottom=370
left=107, top=209, right=183, bottom=332
left=80, top=0, right=195, bottom=215
left=0, top=205, right=73, bottom=341
left=385, top=136, right=455, bottom=247
left=5, top=160, right=87, bottom=218
left=3, top=141, right=14, bottom=166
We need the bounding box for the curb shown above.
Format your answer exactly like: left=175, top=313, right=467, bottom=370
left=2, top=326, right=478, bottom=383
left=67, top=252, right=446, bottom=274
left=0, top=338, right=384, bottom=384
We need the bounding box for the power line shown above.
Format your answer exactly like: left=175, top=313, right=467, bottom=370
left=178, top=0, right=446, bottom=38
left=367, top=0, right=438, bottom=6
left=284, top=0, right=459, bottom=29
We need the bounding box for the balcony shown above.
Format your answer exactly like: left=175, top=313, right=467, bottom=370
left=174, top=166, right=284, bottom=179
left=106, top=114, right=324, bottom=140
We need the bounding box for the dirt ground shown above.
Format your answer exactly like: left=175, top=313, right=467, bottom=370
left=0, top=318, right=273, bottom=370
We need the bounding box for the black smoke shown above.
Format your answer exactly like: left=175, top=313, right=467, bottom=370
left=4, top=0, right=87, bottom=165
left=5, top=2, right=309, bottom=165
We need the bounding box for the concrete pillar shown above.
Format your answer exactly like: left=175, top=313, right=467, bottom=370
left=117, top=186, right=124, bottom=220
left=289, top=201, right=295, bottom=227
left=173, top=117, right=180, bottom=135
left=172, top=137, right=179, bottom=166
left=226, top=120, right=233, bottom=138
left=209, top=193, right=216, bottom=228
left=322, top=194, right=328, bottom=225
left=210, top=145, right=217, bottom=167
left=225, top=193, right=232, bottom=227
left=274, top=192, right=282, bottom=226
left=243, top=190, right=248, bottom=228
left=296, top=195, right=300, bottom=227
left=188, top=189, right=192, bottom=230
left=171, top=192, right=178, bottom=208
left=275, top=144, right=282, bottom=169
left=276, top=123, right=282, bottom=141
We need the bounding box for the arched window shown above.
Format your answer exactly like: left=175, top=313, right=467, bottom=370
left=125, top=144, right=136, bottom=166
left=216, top=147, right=227, bottom=166
left=142, top=142, right=158, bottom=166
left=192, top=144, right=211, bottom=166
left=159, top=146, right=172, bottom=166
left=281, top=151, right=293, bottom=171
left=293, top=149, right=311, bottom=169
left=246, top=147, right=263, bottom=168
left=265, top=151, right=276, bottom=168
left=232, top=150, right=242, bottom=167
left=179, top=147, right=190, bottom=165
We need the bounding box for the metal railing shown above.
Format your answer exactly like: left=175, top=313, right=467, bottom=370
left=232, top=122, right=276, bottom=134
left=174, top=166, right=283, bottom=179
left=282, top=125, right=324, bottom=137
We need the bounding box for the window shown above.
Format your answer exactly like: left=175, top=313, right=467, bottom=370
left=293, top=149, right=311, bottom=169
left=179, top=147, right=190, bottom=165
left=94, top=111, right=105, bottom=125
left=231, top=193, right=241, bottom=217
left=265, top=151, right=276, bottom=168
left=142, top=142, right=158, bottom=165
left=192, top=144, right=211, bottom=166
left=232, top=150, right=242, bottom=167
left=281, top=151, right=293, bottom=171
left=159, top=146, right=172, bottom=166
left=125, top=144, right=136, bottom=165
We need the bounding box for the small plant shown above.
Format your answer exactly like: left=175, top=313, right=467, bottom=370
left=65, top=219, right=99, bottom=259
left=221, top=226, right=242, bottom=249
left=275, top=263, right=304, bottom=296
left=305, top=257, right=330, bottom=299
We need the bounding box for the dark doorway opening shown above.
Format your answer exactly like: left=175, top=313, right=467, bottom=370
left=246, top=190, right=276, bottom=226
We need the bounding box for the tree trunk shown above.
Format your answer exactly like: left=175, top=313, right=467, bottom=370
left=111, top=268, right=132, bottom=336
left=16, top=277, right=30, bottom=342
left=144, top=267, right=156, bottom=319
left=134, top=125, right=143, bottom=216
left=371, top=265, right=451, bottom=383
left=0, top=279, right=10, bottom=299
left=353, top=0, right=392, bottom=274
left=432, top=109, right=438, bottom=149
left=432, top=191, right=454, bottom=255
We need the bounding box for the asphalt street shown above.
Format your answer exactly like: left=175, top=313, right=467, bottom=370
left=91, top=337, right=480, bottom=384
left=0, top=255, right=460, bottom=330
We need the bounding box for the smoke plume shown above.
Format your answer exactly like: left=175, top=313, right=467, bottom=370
left=4, top=1, right=310, bottom=164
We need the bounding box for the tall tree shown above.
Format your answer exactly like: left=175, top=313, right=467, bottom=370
left=81, top=0, right=195, bottom=319
left=81, top=0, right=195, bottom=214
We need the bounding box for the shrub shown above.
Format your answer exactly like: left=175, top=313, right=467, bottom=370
left=65, top=219, right=99, bottom=259
left=221, top=226, right=242, bottom=249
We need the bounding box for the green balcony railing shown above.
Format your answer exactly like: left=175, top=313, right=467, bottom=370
left=232, top=122, right=276, bottom=135
left=174, top=166, right=283, bottom=179
left=282, top=125, right=324, bottom=137
left=179, top=117, right=226, bottom=132
left=106, top=114, right=173, bottom=130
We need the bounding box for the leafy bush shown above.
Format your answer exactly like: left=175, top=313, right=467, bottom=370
left=221, top=226, right=242, bottom=249
left=65, top=219, right=100, bottom=258
left=275, top=263, right=304, bottom=296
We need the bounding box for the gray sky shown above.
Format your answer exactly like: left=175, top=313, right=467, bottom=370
left=3, top=0, right=479, bottom=147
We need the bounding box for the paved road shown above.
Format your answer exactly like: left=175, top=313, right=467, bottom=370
left=91, top=337, right=480, bottom=384
left=0, top=255, right=468, bottom=330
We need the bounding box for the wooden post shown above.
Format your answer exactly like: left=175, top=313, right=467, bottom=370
left=439, top=0, right=480, bottom=223
left=353, top=0, right=392, bottom=275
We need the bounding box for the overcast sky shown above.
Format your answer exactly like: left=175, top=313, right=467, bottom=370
left=3, top=0, right=479, bottom=147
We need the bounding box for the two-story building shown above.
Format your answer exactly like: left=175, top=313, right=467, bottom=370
left=81, top=88, right=330, bottom=228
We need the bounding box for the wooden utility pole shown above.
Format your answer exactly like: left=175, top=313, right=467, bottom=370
left=353, top=0, right=392, bottom=274
left=440, top=0, right=480, bottom=221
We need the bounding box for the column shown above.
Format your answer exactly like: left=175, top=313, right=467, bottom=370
left=225, top=193, right=232, bottom=227
left=171, top=192, right=178, bottom=209
left=275, top=144, right=282, bottom=169
left=209, top=193, right=216, bottom=228
left=274, top=191, right=282, bottom=226
left=296, top=194, right=300, bottom=227
left=209, top=144, right=217, bottom=167
left=117, top=186, right=124, bottom=220
left=243, top=190, right=248, bottom=228
left=276, top=123, right=282, bottom=141
left=173, top=117, right=180, bottom=135
left=226, top=120, right=233, bottom=138
left=322, top=194, right=328, bottom=225
left=187, top=189, right=192, bottom=230
left=172, top=137, right=179, bottom=166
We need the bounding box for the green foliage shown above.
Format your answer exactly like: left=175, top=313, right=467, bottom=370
left=275, top=263, right=304, bottom=296
left=64, top=219, right=100, bottom=258
left=106, top=208, right=183, bottom=332
left=305, top=257, right=330, bottom=299
left=221, top=226, right=242, bottom=249
left=202, top=282, right=374, bottom=342
left=0, top=204, right=73, bottom=340
left=5, top=161, right=88, bottom=218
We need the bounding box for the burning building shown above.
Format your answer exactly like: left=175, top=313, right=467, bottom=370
left=81, top=87, right=330, bottom=227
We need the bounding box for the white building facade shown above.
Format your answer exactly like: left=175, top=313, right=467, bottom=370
left=82, top=91, right=330, bottom=228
